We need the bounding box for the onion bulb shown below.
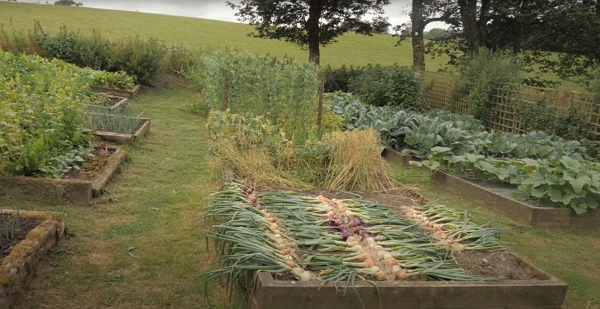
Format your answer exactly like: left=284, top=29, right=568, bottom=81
left=293, top=267, right=311, bottom=281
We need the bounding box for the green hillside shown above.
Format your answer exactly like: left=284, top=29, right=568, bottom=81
left=0, top=1, right=450, bottom=69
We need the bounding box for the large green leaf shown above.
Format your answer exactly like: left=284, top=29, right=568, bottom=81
left=563, top=173, right=590, bottom=194
left=531, top=185, right=548, bottom=198
left=521, top=172, right=546, bottom=186
left=570, top=200, right=588, bottom=214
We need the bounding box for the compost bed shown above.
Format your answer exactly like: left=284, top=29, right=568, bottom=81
left=0, top=146, right=127, bottom=205
left=431, top=170, right=600, bottom=227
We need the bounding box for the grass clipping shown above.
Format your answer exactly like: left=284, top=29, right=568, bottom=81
left=326, top=128, right=394, bottom=192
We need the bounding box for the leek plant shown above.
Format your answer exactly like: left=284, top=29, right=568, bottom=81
left=85, top=107, right=144, bottom=134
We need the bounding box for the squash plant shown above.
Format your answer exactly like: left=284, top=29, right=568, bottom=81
left=413, top=148, right=600, bottom=214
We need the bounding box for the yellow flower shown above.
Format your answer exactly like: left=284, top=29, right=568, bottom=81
left=532, top=169, right=537, bottom=173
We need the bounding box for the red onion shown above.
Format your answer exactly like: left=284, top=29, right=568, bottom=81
left=248, top=195, right=257, bottom=203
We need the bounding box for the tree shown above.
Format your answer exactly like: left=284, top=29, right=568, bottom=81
left=54, top=0, right=75, bottom=5
left=227, top=0, right=390, bottom=65
left=409, top=0, right=452, bottom=70
left=424, top=28, right=449, bottom=40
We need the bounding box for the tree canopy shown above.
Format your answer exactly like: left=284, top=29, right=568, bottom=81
left=227, top=0, right=390, bottom=65
left=54, top=0, right=75, bottom=5
left=405, top=0, right=600, bottom=84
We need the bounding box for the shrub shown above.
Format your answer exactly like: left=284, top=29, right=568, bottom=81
left=107, top=36, right=166, bottom=85
left=35, top=24, right=76, bottom=63
left=0, top=23, right=42, bottom=55
left=456, top=48, right=524, bottom=123
left=72, top=30, right=111, bottom=70
left=323, top=64, right=364, bottom=93
left=165, top=44, right=199, bottom=76
left=586, top=67, right=600, bottom=104
left=348, top=64, right=421, bottom=111
left=33, top=22, right=165, bottom=85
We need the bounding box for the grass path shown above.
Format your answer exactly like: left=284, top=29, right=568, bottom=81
left=2, top=88, right=243, bottom=309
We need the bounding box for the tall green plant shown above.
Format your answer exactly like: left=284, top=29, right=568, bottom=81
left=348, top=64, right=421, bottom=110
left=0, top=51, right=94, bottom=178
left=184, top=48, right=319, bottom=134
left=457, top=49, right=523, bottom=123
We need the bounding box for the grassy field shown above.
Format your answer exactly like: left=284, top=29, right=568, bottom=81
left=0, top=1, right=448, bottom=69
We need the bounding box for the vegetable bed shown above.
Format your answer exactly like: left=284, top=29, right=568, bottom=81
left=0, top=210, right=66, bottom=309
left=0, top=146, right=127, bottom=205
left=90, top=84, right=141, bottom=99
left=432, top=170, right=600, bottom=227
left=92, top=117, right=151, bottom=144
left=90, top=95, right=129, bottom=111
left=203, top=180, right=567, bottom=309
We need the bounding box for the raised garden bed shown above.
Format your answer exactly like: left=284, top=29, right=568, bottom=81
left=90, top=95, right=128, bottom=111
left=90, top=84, right=141, bottom=99
left=250, top=251, right=567, bottom=309
left=94, top=117, right=151, bottom=144
left=206, top=181, right=568, bottom=309
left=0, top=210, right=66, bottom=309
left=0, top=147, right=127, bottom=205
left=381, top=147, right=414, bottom=166
left=431, top=170, right=600, bottom=227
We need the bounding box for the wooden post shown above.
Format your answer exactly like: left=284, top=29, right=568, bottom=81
left=512, top=84, right=521, bottom=133
left=317, top=73, right=325, bottom=133
left=568, top=91, right=574, bottom=110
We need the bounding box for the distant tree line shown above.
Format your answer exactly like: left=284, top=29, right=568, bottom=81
left=54, top=0, right=75, bottom=5
left=406, top=0, right=600, bottom=85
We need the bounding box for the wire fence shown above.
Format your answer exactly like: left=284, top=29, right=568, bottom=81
left=419, top=71, right=600, bottom=137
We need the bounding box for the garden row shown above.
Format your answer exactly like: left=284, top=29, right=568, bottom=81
left=325, top=93, right=600, bottom=221
left=190, top=48, right=574, bottom=308
left=328, top=92, right=588, bottom=161
left=0, top=50, right=152, bottom=308
left=0, top=51, right=149, bottom=205
left=202, top=180, right=566, bottom=309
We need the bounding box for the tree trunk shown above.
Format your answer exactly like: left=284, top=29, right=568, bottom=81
left=512, top=0, right=528, bottom=55
left=307, top=1, right=322, bottom=65
left=411, top=0, right=426, bottom=71
left=458, top=0, right=479, bottom=55
left=476, top=0, right=491, bottom=48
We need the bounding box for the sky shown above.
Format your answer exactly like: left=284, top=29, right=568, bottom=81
left=80, top=0, right=446, bottom=31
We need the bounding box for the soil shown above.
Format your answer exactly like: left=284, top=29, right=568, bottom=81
left=288, top=188, right=537, bottom=281
left=454, top=250, right=537, bottom=280
left=62, top=145, right=115, bottom=180
left=0, top=215, right=42, bottom=259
